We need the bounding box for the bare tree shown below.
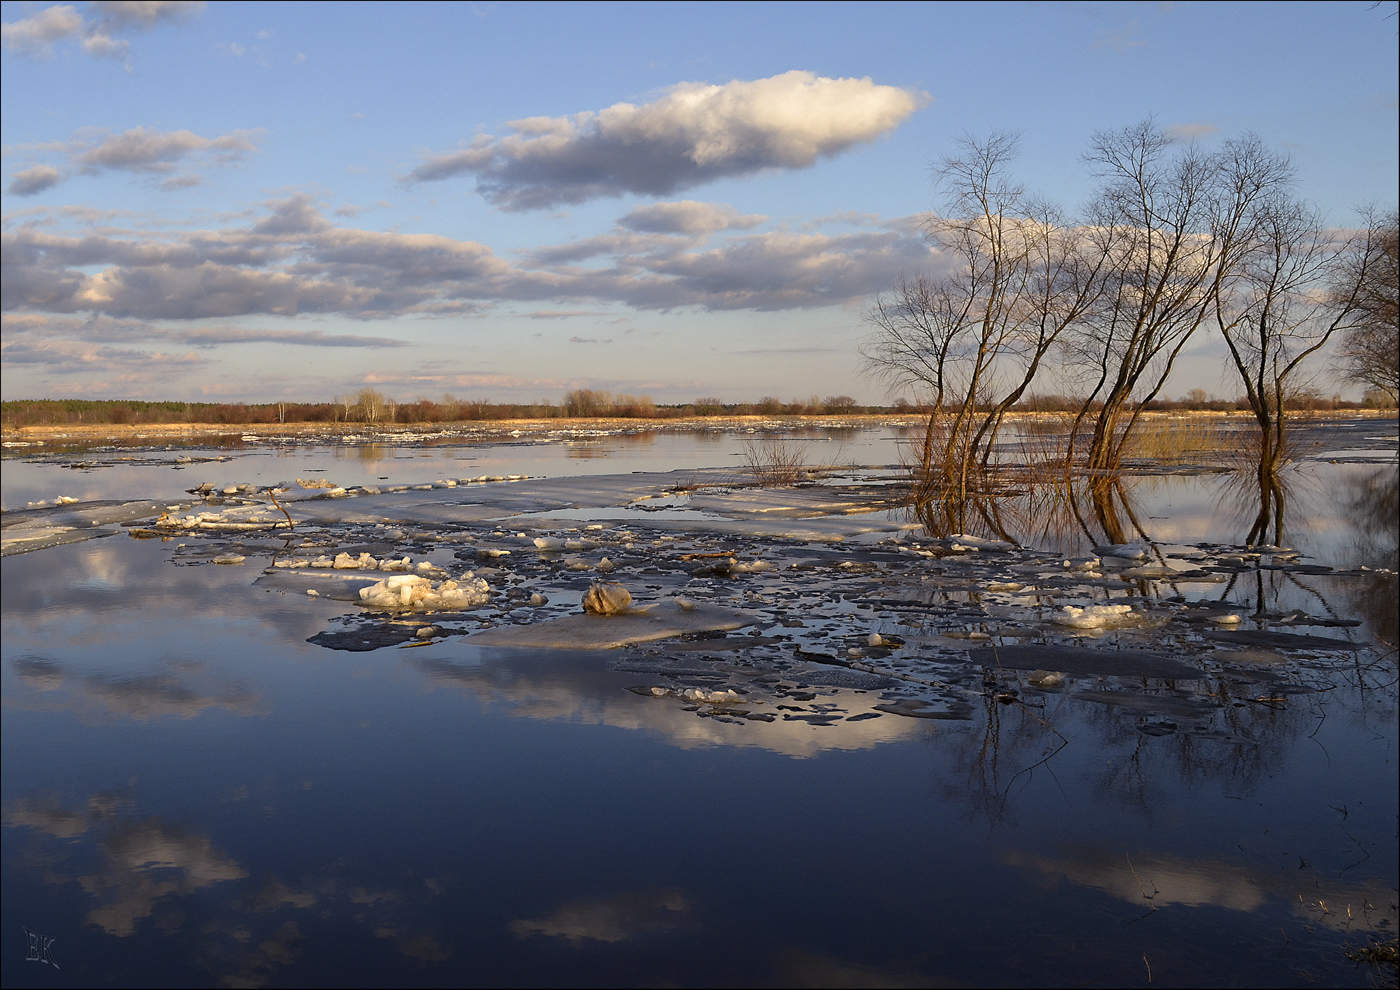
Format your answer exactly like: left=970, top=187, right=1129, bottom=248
left=1215, top=196, right=1383, bottom=481
left=865, top=134, right=1113, bottom=527
left=1336, top=209, right=1399, bottom=403
left=1071, top=124, right=1290, bottom=471
left=864, top=272, right=971, bottom=474
left=355, top=388, right=386, bottom=424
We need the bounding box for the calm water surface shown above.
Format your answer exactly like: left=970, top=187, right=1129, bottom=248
left=2, top=422, right=1396, bottom=987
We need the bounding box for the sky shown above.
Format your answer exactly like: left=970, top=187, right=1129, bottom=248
left=2, top=0, right=1397, bottom=406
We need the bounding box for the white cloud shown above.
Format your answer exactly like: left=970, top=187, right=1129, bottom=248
left=8, top=165, right=64, bottom=197
left=90, top=1, right=205, bottom=30
left=618, top=200, right=766, bottom=235
left=1, top=197, right=933, bottom=326
left=75, top=127, right=262, bottom=175
left=3, top=1, right=202, bottom=60
left=80, top=31, right=129, bottom=59
left=1, top=5, right=84, bottom=54
left=407, top=70, right=925, bottom=209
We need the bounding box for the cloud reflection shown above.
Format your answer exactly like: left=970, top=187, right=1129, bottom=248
left=510, top=888, right=691, bottom=944
left=1004, top=848, right=1398, bottom=933
left=412, top=652, right=922, bottom=758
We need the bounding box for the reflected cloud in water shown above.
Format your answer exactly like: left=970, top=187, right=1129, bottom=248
left=10, top=654, right=260, bottom=722
left=1005, top=847, right=1399, bottom=934
left=411, top=651, right=922, bottom=758
left=510, top=887, right=691, bottom=944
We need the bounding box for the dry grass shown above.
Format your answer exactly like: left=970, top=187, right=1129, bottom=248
left=741, top=437, right=809, bottom=486
left=1120, top=415, right=1239, bottom=463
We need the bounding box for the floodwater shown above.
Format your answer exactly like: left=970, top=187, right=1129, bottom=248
left=2, top=420, right=1396, bottom=987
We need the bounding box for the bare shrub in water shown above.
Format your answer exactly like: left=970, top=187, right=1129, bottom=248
left=742, top=437, right=807, bottom=486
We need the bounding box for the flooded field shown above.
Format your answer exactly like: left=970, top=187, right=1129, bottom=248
left=3, top=418, right=1397, bottom=987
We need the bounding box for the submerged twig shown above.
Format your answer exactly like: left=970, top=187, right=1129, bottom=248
left=266, top=489, right=295, bottom=530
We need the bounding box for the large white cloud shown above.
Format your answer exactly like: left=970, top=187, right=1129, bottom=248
left=407, top=70, right=924, bottom=210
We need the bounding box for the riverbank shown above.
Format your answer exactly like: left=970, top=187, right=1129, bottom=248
left=5, top=408, right=1395, bottom=451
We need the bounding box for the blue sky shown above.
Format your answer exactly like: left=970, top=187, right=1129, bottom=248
left=3, top=1, right=1396, bottom=405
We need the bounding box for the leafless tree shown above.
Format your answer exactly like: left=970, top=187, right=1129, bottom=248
left=1335, top=209, right=1399, bottom=403
left=1069, top=124, right=1290, bottom=472
left=864, top=272, right=970, bottom=475
left=354, top=388, right=386, bottom=423
left=864, top=134, right=1115, bottom=528
left=1215, top=197, right=1382, bottom=481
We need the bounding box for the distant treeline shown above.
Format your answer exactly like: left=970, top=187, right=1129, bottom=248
left=2, top=387, right=1391, bottom=430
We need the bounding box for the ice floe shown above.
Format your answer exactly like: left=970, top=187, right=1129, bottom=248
left=356, top=572, right=491, bottom=612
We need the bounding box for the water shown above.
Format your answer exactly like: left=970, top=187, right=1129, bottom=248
left=3, top=421, right=1396, bottom=987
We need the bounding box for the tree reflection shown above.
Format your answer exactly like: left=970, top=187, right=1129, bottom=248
left=1341, top=465, right=1399, bottom=652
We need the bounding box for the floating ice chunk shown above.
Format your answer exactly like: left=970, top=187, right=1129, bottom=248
left=1210, top=613, right=1243, bottom=625
left=55, top=496, right=79, bottom=505
left=1053, top=603, right=1137, bottom=628
left=529, top=592, right=548, bottom=606
left=596, top=557, right=616, bottom=573
left=297, top=478, right=336, bottom=489
left=213, top=555, right=246, bottom=565
left=585, top=524, right=605, bottom=531
left=333, top=551, right=379, bottom=570
left=985, top=581, right=1023, bottom=592
left=564, top=538, right=597, bottom=551
left=379, top=556, right=413, bottom=571
left=477, top=548, right=511, bottom=560
left=680, top=687, right=742, bottom=704
left=1061, top=556, right=1101, bottom=571
left=309, top=556, right=334, bottom=568
left=222, top=486, right=240, bottom=495
left=1094, top=543, right=1148, bottom=560
left=1119, top=563, right=1181, bottom=579
left=730, top=559, right=774, bottom=573
left=306, top=588, right=319, bottom=597
left=947, top=534, right=1015, bottom=551
left=357, top=572, right=490, bottom=612
left=1027, top=670, right=1065, bottom=689
left=533, top=537, right=563, bottom=551
left=273, top=558, right=309, bottom=568
left=674, top=597, right=696, bottom=611
left=583, top=582, right=632, bottom=615
left=867, top=632, right=885, bottom=647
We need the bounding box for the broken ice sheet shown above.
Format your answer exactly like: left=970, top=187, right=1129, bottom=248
left=468, top=600, right=756, bottom=649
